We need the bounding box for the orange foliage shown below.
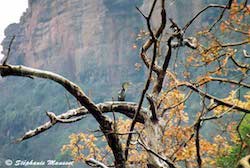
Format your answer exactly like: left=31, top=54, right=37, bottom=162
left=61, top=1, right=250, bottom=167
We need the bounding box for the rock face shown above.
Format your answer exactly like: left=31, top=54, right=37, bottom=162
left=0, top=0, right=207, bottom=165
left=2, top=0, right=143, bottom=84
left=1, top=0, right=206, bottom=84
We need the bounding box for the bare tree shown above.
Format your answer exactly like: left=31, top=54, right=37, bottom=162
left=0, top=0, right=249, bottom=167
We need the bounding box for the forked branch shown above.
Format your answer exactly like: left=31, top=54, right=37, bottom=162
left=15, top=102, right=147, bottom=143
left=0, top=64, right=125, bottom=167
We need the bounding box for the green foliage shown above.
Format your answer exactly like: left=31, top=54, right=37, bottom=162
left=217, top=114, right=250, bottom=167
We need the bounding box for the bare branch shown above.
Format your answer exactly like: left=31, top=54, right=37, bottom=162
left=166, top=82, right=250, bottom=113
left=194, top=118, right=202, bottom=168
left=243, top=0, right=248, bottom=9
left=153, top=36, right=174, bottom=95
left=164, top=78, right=250, bottom=114
left=162, top=90, right=192, bottom=115
left=85, top=158, right=109, bottom=168
left=138, top=139, right=178, bottom=168
left=2, top=36, right=15, bottom=65
left=170, top=132, right=195, bottom=160
left=182, top=4, right=227, bottom=33
left=136, top=6, right=147, bottom=19
left=125, top=40, right=158, bottom=160
left=46, top=111, right=85, bottom=123
left=0, top=65, right=105, bottom=121
left=200, top=77, right=250, bottom=89
left=185, top=83, right=250, bottom=114
left=139, top=0, right=167, bottom=74
left=125, top=0, right=162, bottom=160
left=0, top=64, right=125, bottom=167
left=209, top=0, right=233, bottom=31
left=146, top=0, right=158, bottom=40
left=15, top=101, right=147, bottom=143
left=142, top=0, right=167, bottom=52
left=230, top=56, right=250, bottom=70
left=201, top=111, right=226, bottom=121
left=140, top=51, right=162, bottom=74
left=221, top=39, right=250, bottom=48
left=236, top=113, right=247, bottom=158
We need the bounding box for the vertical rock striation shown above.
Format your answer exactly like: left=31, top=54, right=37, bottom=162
left=2, top=0, right=143, bottom=84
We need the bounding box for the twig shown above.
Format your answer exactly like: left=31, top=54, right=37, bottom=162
left=239, top=0, right=249, bottom=11
left=209, top=0, right=233, bottom=32
left=185, top=83, right=250, bottom=114
left=182, top=4, right=227, bottom=33
left=136, top=6, right=147, bottom=19
left=199, top=77, right=250, bottom=89
left=156, top=81, right=250, bottom=114
left=221, top=39, right=249, bottom=48
left=170, top=132, right=195, bottom=159
left=162, top=90, right=192, bottom=115
left=2, top=36, right=15, bottom=65
left=230, top=56, right=250, bottom=70
left=139, top=0, right=166, bottom=75
left=236, top=113, right=247, bottom=159
left=138, top=139, right=178, bottom=168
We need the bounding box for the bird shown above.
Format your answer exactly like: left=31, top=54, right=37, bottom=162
left=118, top=82, right=132, bottom=101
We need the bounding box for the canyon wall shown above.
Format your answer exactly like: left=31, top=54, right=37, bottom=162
left=2, top=0, right=143, bottom=84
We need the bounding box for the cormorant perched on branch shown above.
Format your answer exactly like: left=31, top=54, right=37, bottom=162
left=118, top=82, right=131, bottom=101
